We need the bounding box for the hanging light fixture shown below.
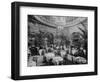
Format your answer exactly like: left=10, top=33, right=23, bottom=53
left=57, top=26, right=64, bottom=30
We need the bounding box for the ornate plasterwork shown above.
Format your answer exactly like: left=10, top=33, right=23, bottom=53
left=34, top=15, right=86, bottom=28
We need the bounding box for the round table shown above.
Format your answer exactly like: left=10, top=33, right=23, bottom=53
left=52, top=56, right=63, bottom=65
left=45, top=52, right=55, bottom=62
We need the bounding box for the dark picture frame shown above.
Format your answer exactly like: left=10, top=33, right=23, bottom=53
left=11, top=1, right=98, bottom=80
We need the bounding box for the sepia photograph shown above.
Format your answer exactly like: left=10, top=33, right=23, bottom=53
left=27, top=15, right=88, bottom=67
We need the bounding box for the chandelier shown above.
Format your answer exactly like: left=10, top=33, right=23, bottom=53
left=57, top=26, right=64, bottom=30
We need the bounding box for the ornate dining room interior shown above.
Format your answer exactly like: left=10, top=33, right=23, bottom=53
left=27, top=15, right=88, bottom=67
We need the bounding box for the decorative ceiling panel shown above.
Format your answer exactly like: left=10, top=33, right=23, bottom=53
left=34, top=15, right=87, bottom=27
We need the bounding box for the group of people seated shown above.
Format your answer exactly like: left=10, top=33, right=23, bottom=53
left=28, top=44, right=87, bottom=67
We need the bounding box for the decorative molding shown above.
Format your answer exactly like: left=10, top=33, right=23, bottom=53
left=34, top=15, right=86, bottom=28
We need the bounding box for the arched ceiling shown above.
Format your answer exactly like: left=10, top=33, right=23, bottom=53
left=34, top=15, right=87, bottom=28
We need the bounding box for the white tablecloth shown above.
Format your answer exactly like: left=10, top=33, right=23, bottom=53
left=45, top=53, right=55, bottom=61
left=60, top=50, right=66, bottom=57
left=52, top=56, right=63, bottom=65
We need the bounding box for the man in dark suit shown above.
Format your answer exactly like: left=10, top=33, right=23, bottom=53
left=30, top=45, right=39, bottom=56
